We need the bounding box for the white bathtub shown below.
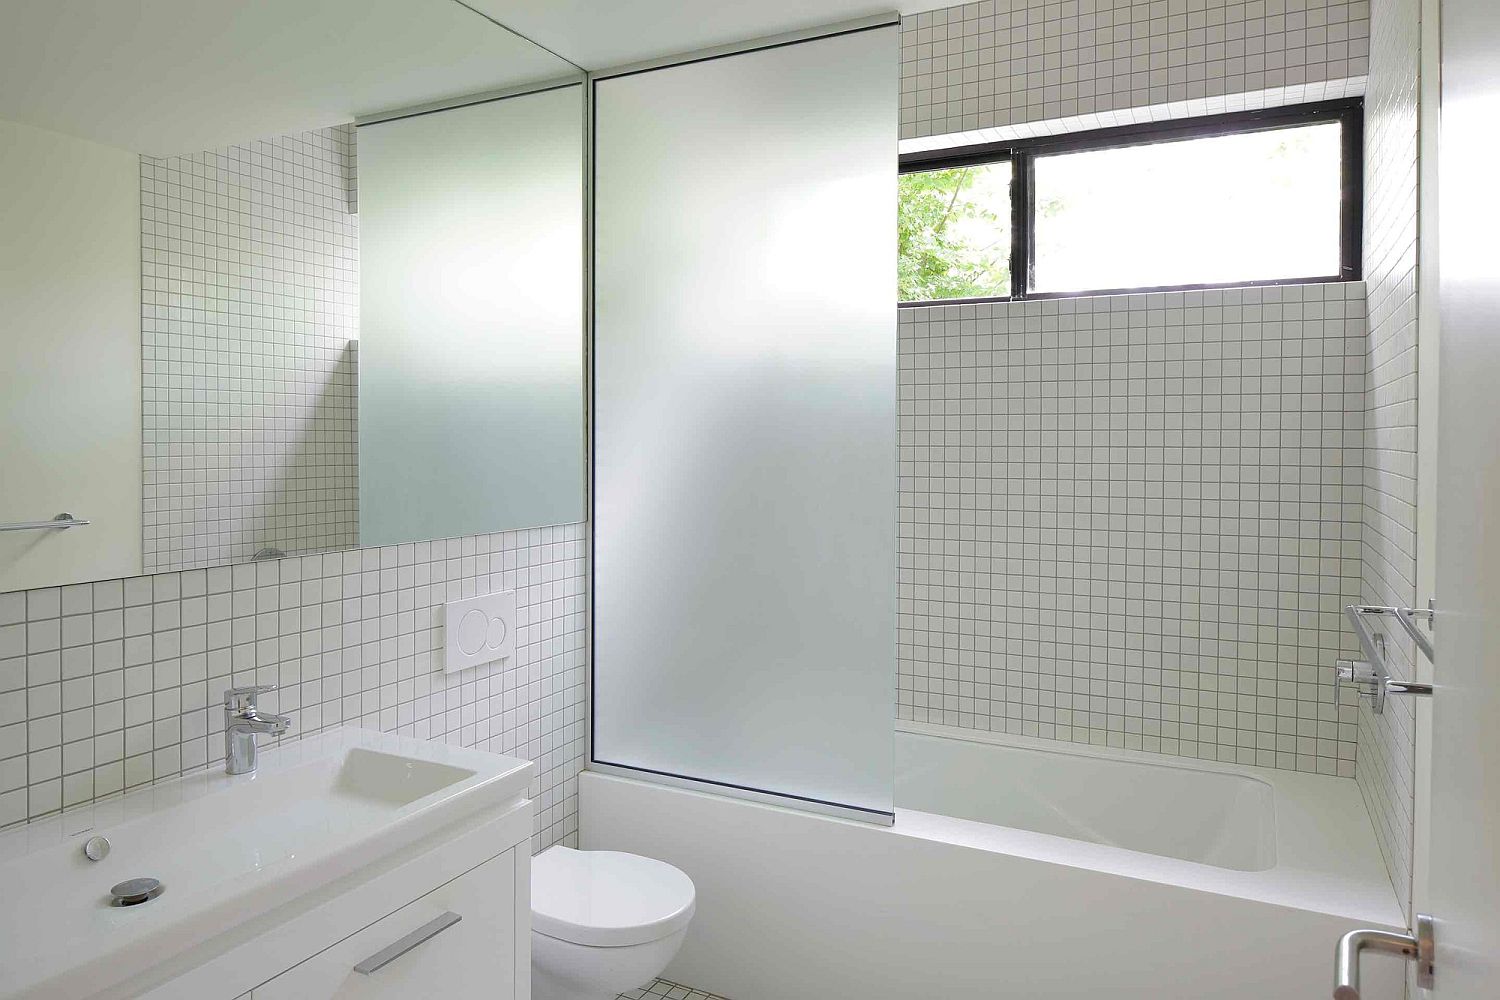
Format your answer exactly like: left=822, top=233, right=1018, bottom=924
left=581, top=723, right=1407, bottom=1000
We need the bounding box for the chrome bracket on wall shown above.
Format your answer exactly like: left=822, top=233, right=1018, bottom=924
left=1337, top=605, right=1436, bottom=714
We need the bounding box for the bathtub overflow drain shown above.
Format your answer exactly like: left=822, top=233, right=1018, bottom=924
left=109, top=876, right=164, bottom=906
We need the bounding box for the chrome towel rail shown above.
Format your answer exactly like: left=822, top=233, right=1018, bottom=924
left=1338, top=605, right=1435, bottom=713
left=0, top=512, right=91, bottom=532
left=1346, top=603, right=1437, bottom=664
left=1344, top=605, right=1390, bottom=671
left=1393, top=605, right=1436, bottom=663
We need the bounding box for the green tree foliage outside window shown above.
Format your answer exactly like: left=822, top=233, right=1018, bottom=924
left=897, top=163, right=1011, bottom=302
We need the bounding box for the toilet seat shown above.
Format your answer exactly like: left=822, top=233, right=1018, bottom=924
left=531, top=847, right=696, bottom=948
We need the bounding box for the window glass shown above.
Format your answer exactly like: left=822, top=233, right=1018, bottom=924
left=897, top=161, right=1011, bottom=302
left=1031, top=122, right=1343, bottom=293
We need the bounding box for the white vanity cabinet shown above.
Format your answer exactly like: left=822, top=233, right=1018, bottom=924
left=131, top=804, right=533, bottom=1000
left=253, top=847, right=528, bottom=999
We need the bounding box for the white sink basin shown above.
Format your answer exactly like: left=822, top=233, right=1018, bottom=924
left=0, top=727, right=532, bottom=1000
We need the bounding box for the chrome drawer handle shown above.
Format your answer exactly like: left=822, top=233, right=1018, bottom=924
left=352, top=911, right=462, bottom=975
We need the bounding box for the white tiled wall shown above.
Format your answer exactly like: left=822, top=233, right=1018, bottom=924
left=141, top=125, right=359, bottom=573
left=0, top=523, right=586, bottom=852
left=900, top=0, right=1370, bottom=147
left=1357, top=0, right=1420, bottom=912
left=897, top=283, right=1367, bottom=774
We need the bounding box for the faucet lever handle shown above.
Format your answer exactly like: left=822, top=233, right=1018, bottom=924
left=224, top=684, right=278, bottom=712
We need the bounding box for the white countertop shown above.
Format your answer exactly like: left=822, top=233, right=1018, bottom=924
left=0, top=727, right=533, bottom=1000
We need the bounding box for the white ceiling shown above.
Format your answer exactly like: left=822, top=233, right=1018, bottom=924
left=0, top=1, right=925, bottom=156
left=466, top=1, right=916, bottom=72
left=0, top=0, right=575, bottom=155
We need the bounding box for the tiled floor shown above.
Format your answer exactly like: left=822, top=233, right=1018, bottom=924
left=619, top=980, right=732, bottom=1000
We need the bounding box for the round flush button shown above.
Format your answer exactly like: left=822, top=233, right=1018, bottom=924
left=486, top=615, right=507, bottom=649
left=457, top=608, right=489, bottom=656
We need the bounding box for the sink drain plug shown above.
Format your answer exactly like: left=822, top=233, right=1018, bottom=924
left=109, top=876, right=164, bottom=906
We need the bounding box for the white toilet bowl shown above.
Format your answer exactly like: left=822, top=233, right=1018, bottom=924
left=531, top=847, right=696, bottom=1000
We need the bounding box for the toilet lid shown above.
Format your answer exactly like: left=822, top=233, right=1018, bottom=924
left=531, top=847, right=696, bottom=947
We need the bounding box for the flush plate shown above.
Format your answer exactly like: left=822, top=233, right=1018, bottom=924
left=443, top=591, right=516, bottom=674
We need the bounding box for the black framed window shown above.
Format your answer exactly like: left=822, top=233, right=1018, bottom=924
left=898, top=99, right=1363, bottom=305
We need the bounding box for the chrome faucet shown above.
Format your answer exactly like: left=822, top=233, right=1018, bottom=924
left=223, top=684, right=292, bottom=775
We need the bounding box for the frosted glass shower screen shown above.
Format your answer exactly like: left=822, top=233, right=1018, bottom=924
left=591, top=24, right=898, bottom=820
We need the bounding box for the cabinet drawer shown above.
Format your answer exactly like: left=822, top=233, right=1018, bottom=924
left=253, top=849, right=519, bottom=999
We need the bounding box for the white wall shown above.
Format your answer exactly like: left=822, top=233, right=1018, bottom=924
left=900, top=0, right=1369, bottom=148
left=1357, top=0, right=1422, bottom=915
left=0, top=119, right=140, bottom=592
left=0, top=523, right=585, bottom=834
left=899, top=283, right=1367, bottom=776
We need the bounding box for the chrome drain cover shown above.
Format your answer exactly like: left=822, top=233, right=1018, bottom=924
left=109, top=877, right=164, bottom=906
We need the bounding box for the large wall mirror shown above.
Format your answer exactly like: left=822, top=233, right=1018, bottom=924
left=0, top=0, right=585, bottom=592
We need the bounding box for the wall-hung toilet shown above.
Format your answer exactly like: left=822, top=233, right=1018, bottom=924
left=531, top=846, right=697, bottom=1000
